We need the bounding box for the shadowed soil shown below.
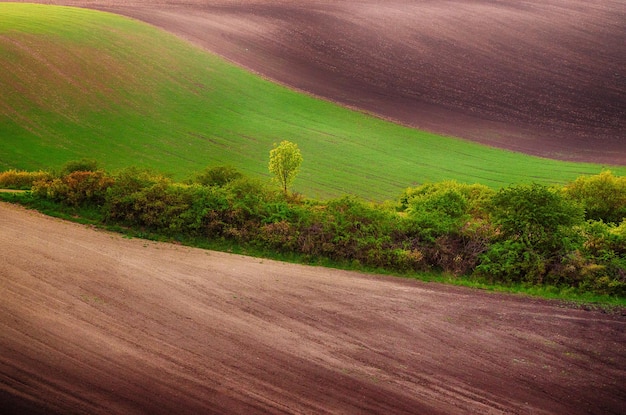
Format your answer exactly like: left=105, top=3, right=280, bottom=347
left=1, top=202, right=625, bottom=414
left=10, top=0, right=626, bottom=164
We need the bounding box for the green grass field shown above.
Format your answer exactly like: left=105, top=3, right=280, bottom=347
left=1, top=4, right=623, bottom=200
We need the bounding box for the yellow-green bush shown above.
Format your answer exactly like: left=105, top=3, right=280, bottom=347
left=564, top=171, right=626, bottom=224
left=0, top=170, right=52, bottom=189
left=32, top=170, right=114, bottom=206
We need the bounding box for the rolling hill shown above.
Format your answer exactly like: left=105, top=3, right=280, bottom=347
left=15, top=0, right=626, bottom=166
left=1, top=3, right=623, bottom=200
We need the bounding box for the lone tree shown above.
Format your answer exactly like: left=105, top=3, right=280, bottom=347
left=269, top=140, right=303, bottom=195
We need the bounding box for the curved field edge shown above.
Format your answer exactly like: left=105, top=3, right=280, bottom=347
left=2, top=166, right=624, bottom=307
left=1, top=188, right=625, bottom=312
left=1, top=4, right=624, bottom=201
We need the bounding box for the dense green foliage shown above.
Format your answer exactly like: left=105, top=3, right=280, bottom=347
left=476, top=184, right=584, bottom=285
left=1, top=4, right=625, bottom=201
left=563, top=171, right=626, bottom=224
left=10, top=165, right=624, bottom=298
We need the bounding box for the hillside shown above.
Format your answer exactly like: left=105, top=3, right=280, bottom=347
left=16, top=0, right=626, bottom=165
left=0, top=4, right=623, bottom=201
left=1, top=201, right=625, bottom=414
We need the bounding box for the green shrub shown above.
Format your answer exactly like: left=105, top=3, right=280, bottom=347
left=181, top=185, right=231, bottom=236
left=320, top=197, right=391, bottom=262
left=106, top=177, right=192, bottom=233
left=573, top=220, right=626, bottom=296
left=475, top=183, right=584, bottom=285
left=60, top=158, right=100, bottom=176
left=193, top=165, right=243, bottom=187
left=390, top=248, right=427, bottom=272
left=106, top=171, right=276, bottom=239
left=105, top=168, right=176, bottom=226
left=227, top=177, right=271, bottom=215
left=489, top=183, right=583, bottom=250
left=426, top=220, right=496, bottom=276
left=405, top=188, right=469, bottom=241
left=259, top=220, right=298, bottom=251
left=33, top=170, right=114, bottom=206
left=272, top=196, right=409, bottom=269
left=132, top=181, right=193, bottom=232
left=578, top=260, right=626, bottom=297
left=400, top=182, right=494, bottom=249
left=476, top=240, right=546, bottom=284
left=400, top=181, right=494, bottom=218
left=563, top=171, right=626, bottom=224
left=0, top=170, right=51, bottom=189
left=579, top=220, right=626, bottom=256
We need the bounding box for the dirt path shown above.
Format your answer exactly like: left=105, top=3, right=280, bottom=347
left=1, top=201, right=625, bottom=414
left=8, top=0, right=626, bottom=165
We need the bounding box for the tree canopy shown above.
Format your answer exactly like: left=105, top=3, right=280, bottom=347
left=269, top=141, right=303, bottom=195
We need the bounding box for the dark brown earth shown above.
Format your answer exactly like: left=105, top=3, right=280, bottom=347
left=1, top=202, right=626, bottom=414
left=12, top=0, right=626, bottom=164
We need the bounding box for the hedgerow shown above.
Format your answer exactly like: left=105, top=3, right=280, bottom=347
left=3, top=164, right=625, bottom=296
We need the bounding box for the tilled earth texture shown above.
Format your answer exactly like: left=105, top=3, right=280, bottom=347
left=9, top=0, right=626, bottom=165
left=1, top=203, right=625, bottom=414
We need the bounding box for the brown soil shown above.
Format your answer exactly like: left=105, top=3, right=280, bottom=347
left=1, top=202, right=625, bottom=414
left=10, top=0, right=626, bottom=165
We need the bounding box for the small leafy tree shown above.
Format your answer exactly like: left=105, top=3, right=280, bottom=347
left=269, top=140, right=303, bottom=195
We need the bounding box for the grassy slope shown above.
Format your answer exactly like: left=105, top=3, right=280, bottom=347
left=1, top=4, right=624, bottom=200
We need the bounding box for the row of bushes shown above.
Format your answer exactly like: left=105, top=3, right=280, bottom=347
left=2, top=163, right=625, bottom=296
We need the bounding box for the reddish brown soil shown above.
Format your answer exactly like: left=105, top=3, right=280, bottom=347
left=12, top=0, right=626, bottom=165
left=1, top=202, right=626, bottom=414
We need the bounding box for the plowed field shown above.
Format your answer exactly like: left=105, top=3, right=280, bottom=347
left=1, top=202, right=625, bottom=414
